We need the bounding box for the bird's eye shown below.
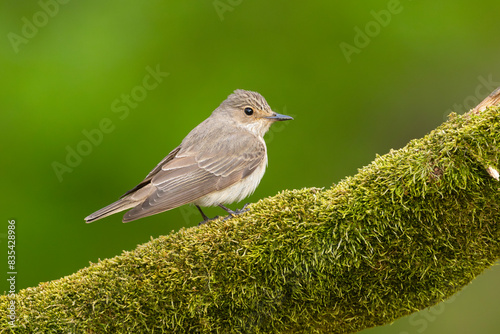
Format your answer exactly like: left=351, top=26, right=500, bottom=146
left=244, top=107, right=254, bottom=116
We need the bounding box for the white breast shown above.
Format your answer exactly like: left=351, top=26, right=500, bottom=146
left=194, top=144, right=268, bottom=207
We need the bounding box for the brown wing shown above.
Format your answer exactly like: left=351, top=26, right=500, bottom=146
left=122, top=133, right=265, bottom=222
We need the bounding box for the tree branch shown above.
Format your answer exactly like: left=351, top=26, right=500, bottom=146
left=2, top=88, right=500, bottom=333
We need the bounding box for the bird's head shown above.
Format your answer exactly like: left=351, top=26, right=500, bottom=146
left=216, top=89, right=293, bottom=137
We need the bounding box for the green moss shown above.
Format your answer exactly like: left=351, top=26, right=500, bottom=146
left=2, top=107, right=500, bottom=333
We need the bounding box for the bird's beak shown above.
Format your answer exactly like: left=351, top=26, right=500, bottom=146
left=265, top=113, right=293, bottom=121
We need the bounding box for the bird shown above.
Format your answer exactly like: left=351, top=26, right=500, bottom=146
left=84, top=89, right=293, bottom=224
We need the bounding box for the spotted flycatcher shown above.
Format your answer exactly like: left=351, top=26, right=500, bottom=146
left=84, top=89, right=292, bottom=224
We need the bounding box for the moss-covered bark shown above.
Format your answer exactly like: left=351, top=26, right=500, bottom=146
left=1, top=96, right=500, bottom=333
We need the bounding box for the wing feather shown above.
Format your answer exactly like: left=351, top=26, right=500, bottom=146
left=122, top=132, right=265, bottom=222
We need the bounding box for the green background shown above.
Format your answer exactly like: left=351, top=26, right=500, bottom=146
left=2, top=0, right=500, bottom=332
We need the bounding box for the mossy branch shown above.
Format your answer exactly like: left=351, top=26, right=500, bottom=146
left=2, top=89, right=500, bottom=334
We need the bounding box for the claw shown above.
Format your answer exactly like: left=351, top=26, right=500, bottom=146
left=196, top=205, right=221, bottom=225
left=219, top=203, right=250, bottom=220
left=197, top=203, right=250, bottom=226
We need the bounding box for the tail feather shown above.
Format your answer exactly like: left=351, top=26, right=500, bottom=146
left=84, top=198, right=137, bottom=223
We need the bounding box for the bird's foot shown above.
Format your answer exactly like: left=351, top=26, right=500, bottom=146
left=196, top=205, right=222, bottom=225
left=198, top=215, right=221, bottom=226
left=220, top=203, right=250, bottom=221
left=197, top=204, right=250, bottom=225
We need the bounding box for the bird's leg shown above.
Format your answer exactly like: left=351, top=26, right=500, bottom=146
left=218, top=203, right=250, bottom=221
left=196, top=205, right=220, bottom=225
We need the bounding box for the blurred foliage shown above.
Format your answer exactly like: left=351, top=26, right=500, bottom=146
left=1, top=0, right=499, bottom=333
